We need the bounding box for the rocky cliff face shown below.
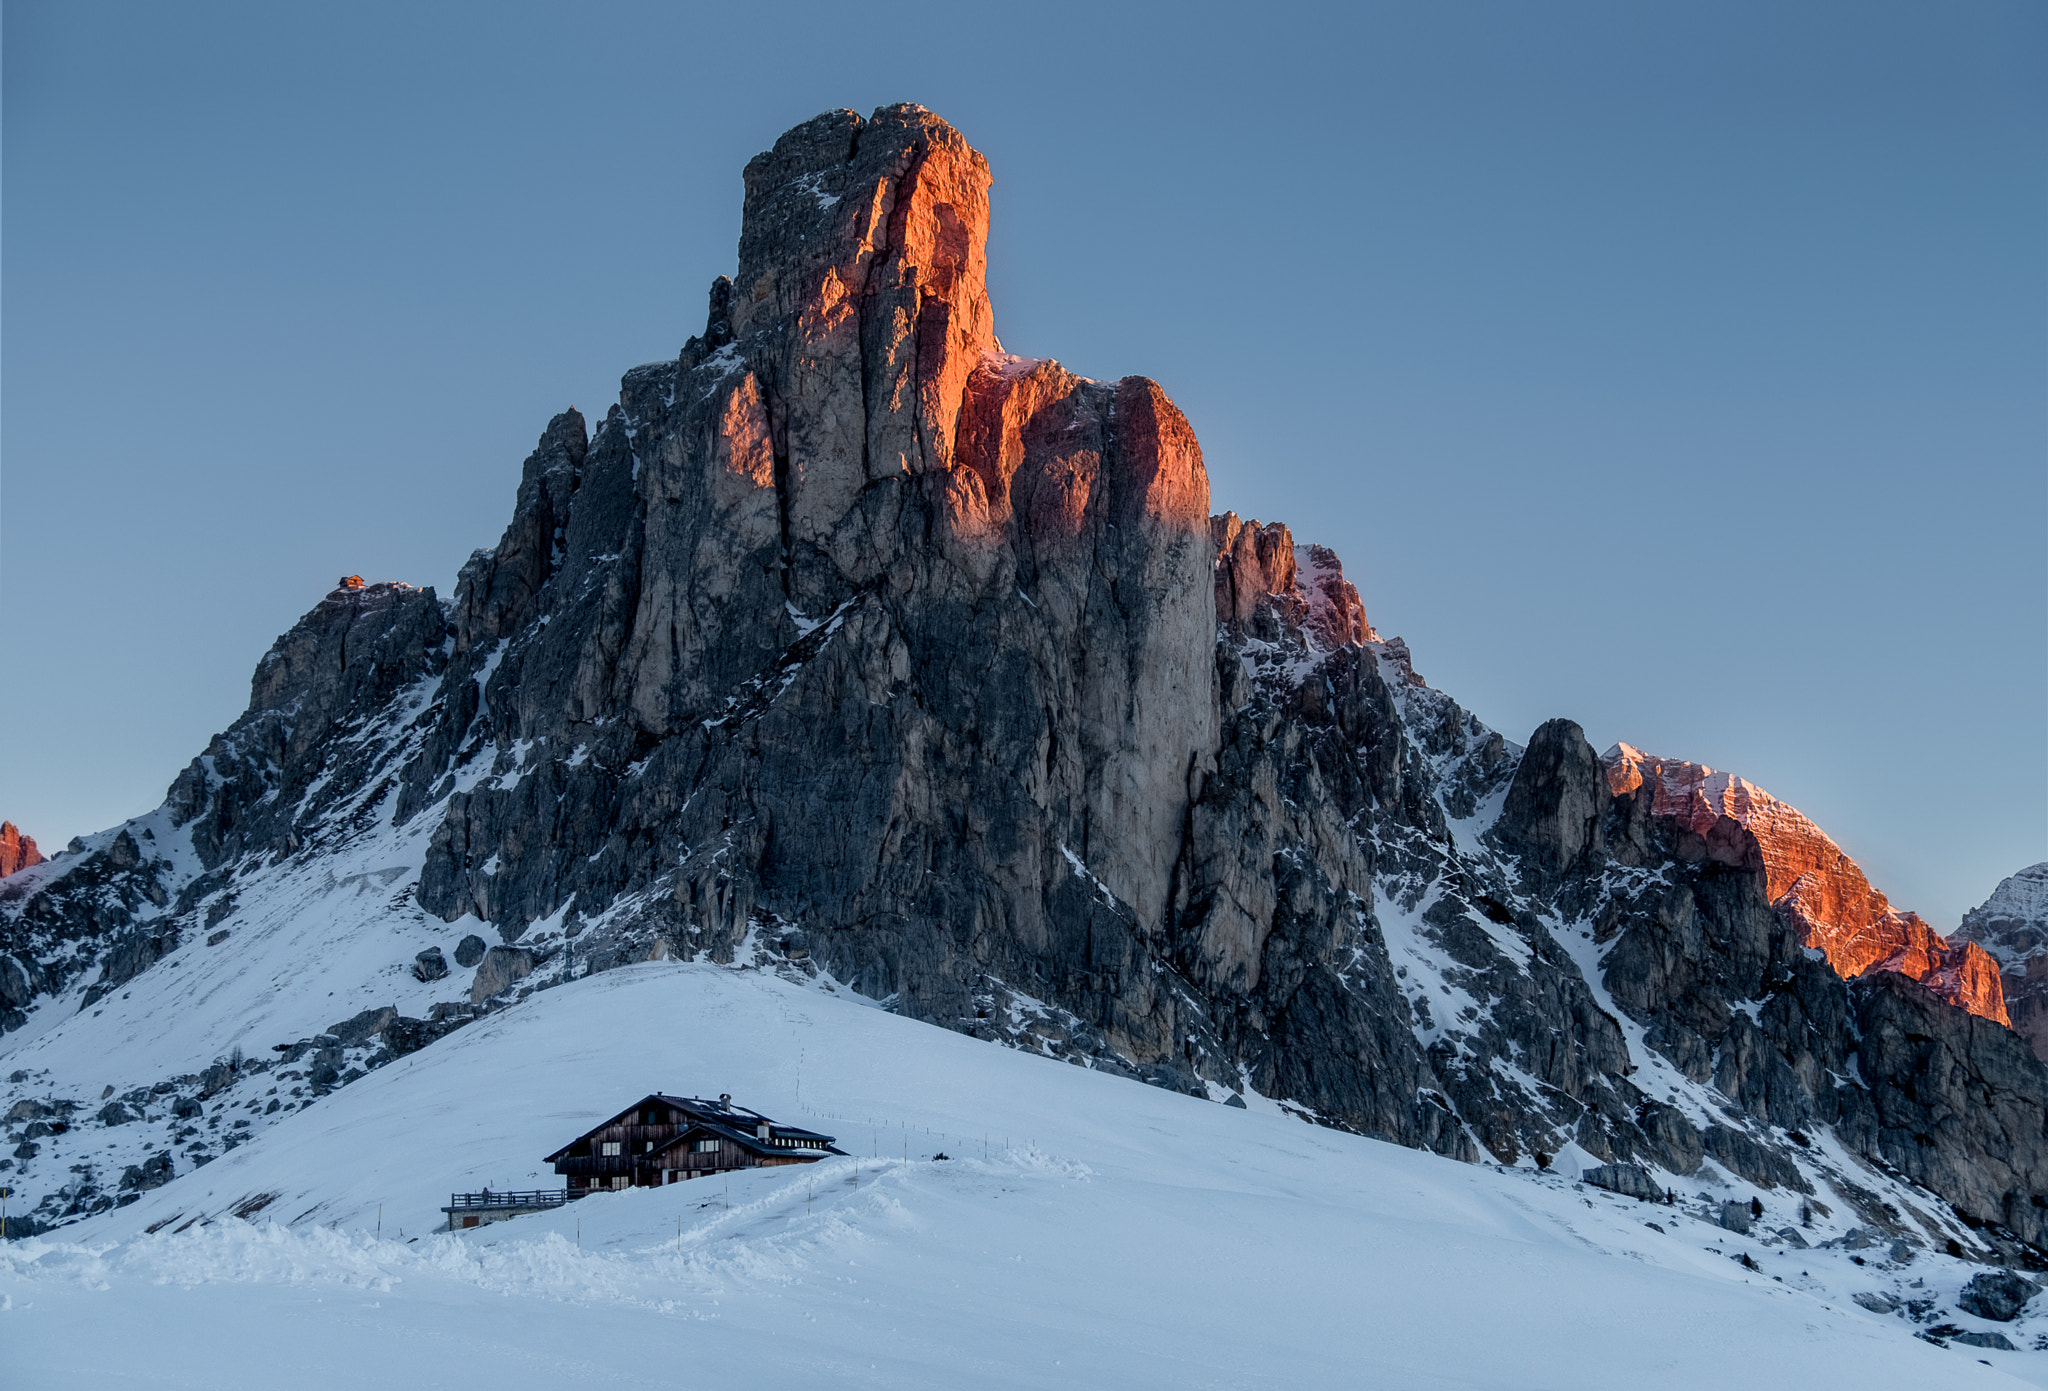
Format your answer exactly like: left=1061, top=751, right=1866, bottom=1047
left=1957, top=865, right=2048, bottom=1061
left=0, top=823, right=41, bottom=879
left=1603, top=745, right=2008, bottom=1025
left=4, top=105, right=2043, bottom=1258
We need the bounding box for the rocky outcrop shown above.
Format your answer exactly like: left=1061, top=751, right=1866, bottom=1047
left=0, top=823, right=41, bottom=878
left=1498, top=720, right=1608, bottom=879
left=1958, top=1270, right=2039, bottom=1322
left=1955, top=864, right=2048, bottom=1061
left=1210, top=514, right=1373, bottom=650
left=1583, top=1162, right=1663, bottom=1202
left=1603, top=744, right=2007, bottom=1025
left=470, top=945, right=535, bottom=1004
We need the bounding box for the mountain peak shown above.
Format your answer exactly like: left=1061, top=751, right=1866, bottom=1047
left=0, top=822, right=41, bottom=878
left=1956, top=862, right=2048, bottom=1058
left=1602, top=744, right=2007, bottom=1025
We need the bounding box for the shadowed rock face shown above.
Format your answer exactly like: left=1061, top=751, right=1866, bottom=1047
left=0, top=823, right=41, bottom=879
left=8, top=105, right=2046, bottom=1256
left=1603, top=743, right=2008, bottom=1026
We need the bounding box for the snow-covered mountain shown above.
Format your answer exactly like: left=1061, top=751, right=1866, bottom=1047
left=1958, top=864, right=2048, bottom=1060
left=5, top=104, right=2048, bottom=1381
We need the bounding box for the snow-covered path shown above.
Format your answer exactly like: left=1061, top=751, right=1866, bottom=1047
left=4, top=963, right=2038, bottom=1388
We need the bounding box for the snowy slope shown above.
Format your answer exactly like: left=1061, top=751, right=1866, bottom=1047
left=6, top=961, right=2044, bottom=1389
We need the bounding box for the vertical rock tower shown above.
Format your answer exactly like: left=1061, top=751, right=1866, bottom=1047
left=412, top=105, right=1227, bottom=1067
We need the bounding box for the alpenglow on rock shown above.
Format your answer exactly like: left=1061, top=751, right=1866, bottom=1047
left=0, top=822, right=42, bottom=879
left=4, top=105, right=2047, bottom=1259
left=1603, top=744, right=2009, bottom=1025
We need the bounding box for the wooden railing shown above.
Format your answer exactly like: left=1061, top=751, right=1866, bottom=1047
left=442, top=1188, right=582, bottom=1212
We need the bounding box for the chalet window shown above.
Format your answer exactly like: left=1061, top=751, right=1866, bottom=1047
left=693, top=1138, right=721, bottom=1153
left=644, top=1140, right=657, bottom=1152
left=642, top=1108, right=663, bottom=1124
left=601, top=1141, right=621, bottom=1156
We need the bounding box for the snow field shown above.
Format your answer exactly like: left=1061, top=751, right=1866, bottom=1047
left=3, top=961, right=2042, bottom=1389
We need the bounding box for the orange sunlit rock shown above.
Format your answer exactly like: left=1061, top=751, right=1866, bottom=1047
left=1604, top=743, right=2009, bottom=1026
left=1209, top=513, right=1376, bottom=649
left=0, top=822, right=43, bottom=878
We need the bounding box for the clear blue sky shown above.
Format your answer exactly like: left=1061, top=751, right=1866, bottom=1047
left=4, top=1, right=2042, bottom=926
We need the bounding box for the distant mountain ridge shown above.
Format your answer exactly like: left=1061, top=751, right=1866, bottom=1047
left=3, top=105, right=2045, bottom=1263
left=1957, top=864, right=2048, bottom=1060
left=1603, top=745, right=2008, bottom=1026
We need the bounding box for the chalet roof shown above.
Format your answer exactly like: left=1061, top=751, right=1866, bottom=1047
left=542, top=1092, right=838, bottom=1163
left=648, top=1118, right=846, bottom=1161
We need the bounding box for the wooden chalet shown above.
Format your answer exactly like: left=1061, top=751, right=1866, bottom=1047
left=545, top=1093, right=842, bottom=1193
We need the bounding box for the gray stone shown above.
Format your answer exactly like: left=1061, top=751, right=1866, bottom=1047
left=1717, top=1201, right=1753, bottom=1235
left=1853, top=1291, right=1900, bottom=1314
left=95, top=1102, right=133, bottom=1126
left=453, top=934, right=488, bottom=969
left=411, top=948, right=448, bottom=983
left=469, top=946, right=535, bottom=1004
left=1958, top=1271, right=2039, bottom=1322
left=1582, top=1162, right=1662, bottom=1202
left=3, top=1099, right=43, bottom=1125
left=325, top=1006, right=396, bottom=1049
left=1952, top=1330, right=2017, bottom=1351
left=380, top=1014, right=465, bottom=1057
left=118, top=1152, right=173, bottom=1192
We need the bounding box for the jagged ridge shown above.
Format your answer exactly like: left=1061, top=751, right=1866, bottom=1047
left=1603, top=744, right=2007, bottom=1025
